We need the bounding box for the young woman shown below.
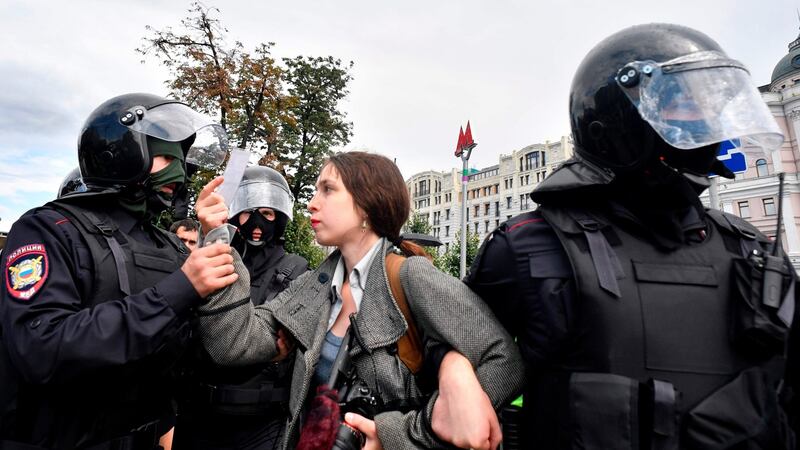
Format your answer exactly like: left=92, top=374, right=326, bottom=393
left=195, top=152, right=523, bottom=449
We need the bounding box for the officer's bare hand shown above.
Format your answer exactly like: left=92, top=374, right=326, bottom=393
left=432, top=351, right=501, bottom=450
left=181, top=242, right=238, bottom=298
left=196, top=177, right=229, bottom=235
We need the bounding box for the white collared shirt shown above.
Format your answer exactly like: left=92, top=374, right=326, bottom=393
left=327, top=238, right=385, bottom=331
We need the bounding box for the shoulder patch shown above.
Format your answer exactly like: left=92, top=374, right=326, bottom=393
left=5, top=244, right=49, bottom=301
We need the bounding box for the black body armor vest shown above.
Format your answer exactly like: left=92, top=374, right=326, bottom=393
left=522, top=205, right=794, bottom=449
left=11, top=198, right=190, bottom=449
left=181, top=248, right=307, bottom=417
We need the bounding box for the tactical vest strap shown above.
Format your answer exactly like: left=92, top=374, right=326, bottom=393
left=275, top=266, right=294, bottom=285
left=83, top=212, right=131, bottom=296
left=44, top=201, right=133, bottom=298
left=543, top=208, right=625, bottom=298
left=650, top=379, right=679, bottom=450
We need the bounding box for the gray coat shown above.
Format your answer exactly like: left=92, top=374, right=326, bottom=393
left=198, top=240, right=524, bottom=449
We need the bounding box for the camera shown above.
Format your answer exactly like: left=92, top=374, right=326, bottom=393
left=331, top=377, right=385, bottom=450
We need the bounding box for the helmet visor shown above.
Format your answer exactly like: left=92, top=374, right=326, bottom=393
left=617, top=51, right=783, bottom=152
left=125, top=102, right=229, bottom=167
left=229, top=180, right=294, bottom=220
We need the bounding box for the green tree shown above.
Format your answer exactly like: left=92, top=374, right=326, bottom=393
left=279, top=56, right=354, bottom=204
left=138, top=2, right=353, bottom=231
left=405, top=211, right=431, bottom=234
left=283, top=206, right=326, bottom=269
left=137, top=3, right=289, bottom=152
left=435, top=230, right=480, bottom=278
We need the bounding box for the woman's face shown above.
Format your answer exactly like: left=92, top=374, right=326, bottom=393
left=308, top=164, right=364, bottom=247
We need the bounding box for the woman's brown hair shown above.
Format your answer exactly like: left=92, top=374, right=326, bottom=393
left=325, top=152, right=428, bottom=258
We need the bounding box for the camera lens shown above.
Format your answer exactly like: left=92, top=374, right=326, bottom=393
left=331, top=422, right=364, bottom=450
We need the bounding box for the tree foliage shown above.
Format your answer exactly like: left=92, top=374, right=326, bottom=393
left=137, top=2, right=353, bottom=207
left=434, top=230, right=481, bottom=278
left=280, top=56, right=353, bottom=203
left=283, top=206, right=326, bottom=269
left=405, top=211, right=432, bottom=235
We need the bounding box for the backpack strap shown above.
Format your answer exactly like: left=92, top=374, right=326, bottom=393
left=385, top=253, right=424, bottom=374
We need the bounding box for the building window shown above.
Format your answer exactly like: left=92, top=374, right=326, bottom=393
left=445, top=209, right=450, bottom=220
left=506, top=197, right=512, bottom=209
left=520, top=194, right=530, bottom=211
left=738, top=201, right=750, bottom=218
left=495, top=201, right=500, bottom=216
left=525, top=175, right=530, bottom=185
left=484, top=203, right=490, bottom=215
left=763, top=197, right=776, bottom=216
left=524, top=152, right=539, bottom=171
left=541, top=151, right=546, bottom=166
left=445, top=226, right=450, bottom=237
left=495, top=219, right=500, bottom=228
left=755, top=159, right=768, bottom=177
left=474, top=205, right=480, bottom=217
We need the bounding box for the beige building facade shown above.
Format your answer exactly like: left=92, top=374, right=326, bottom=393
left=406, top=136, right=572, bottom=253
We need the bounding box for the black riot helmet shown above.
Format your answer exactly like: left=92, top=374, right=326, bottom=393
left=569, top=24, right=782, bottom=174
left=77, top=93, right=228, bottom=190
left=57, top=167, right=87, bottom=198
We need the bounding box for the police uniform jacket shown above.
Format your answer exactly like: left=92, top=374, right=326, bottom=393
left=0, top=196, right=200, bottom=449
left=465, top=158, right=799, bottom=449
left=196, top=239, right=525, bottom=450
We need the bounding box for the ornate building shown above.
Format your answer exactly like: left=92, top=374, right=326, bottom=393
left=406, top=136, right=572, bottom=252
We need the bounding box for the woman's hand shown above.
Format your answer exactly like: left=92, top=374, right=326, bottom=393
left=432, top=351, right=502, bottom=450
left=345, top=413, right=384, bottom=450
left=196, top=176, right=229, bottom=235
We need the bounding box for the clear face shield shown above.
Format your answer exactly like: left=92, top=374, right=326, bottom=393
left=616, top=51, right=784, bottom=153
left=122, top=102, right=229, bottom=168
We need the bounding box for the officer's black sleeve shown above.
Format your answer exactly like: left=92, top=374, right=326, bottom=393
left=0, top=211, right=201, bottom=385
left=465, top=230, right=523, bottom=338
left=465, top=216, right=575, bottom=367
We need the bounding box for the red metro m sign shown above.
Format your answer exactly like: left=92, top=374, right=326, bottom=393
left=455, top=121, right=476, bottom=157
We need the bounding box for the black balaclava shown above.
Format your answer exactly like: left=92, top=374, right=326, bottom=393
left=231, top=211, right=290, bottom=281
left=119, top=137, right=186, bottom=219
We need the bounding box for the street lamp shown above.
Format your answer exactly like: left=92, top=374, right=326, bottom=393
left=455, top=121, right=476, bottom=278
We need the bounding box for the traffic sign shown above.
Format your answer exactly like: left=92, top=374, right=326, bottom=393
left=715, top=139, right=747, bottom=174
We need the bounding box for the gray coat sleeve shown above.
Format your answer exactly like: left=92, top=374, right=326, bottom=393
left=196, top=249, right=307, bottom=366
left=374, top=256, right=525, bottom=449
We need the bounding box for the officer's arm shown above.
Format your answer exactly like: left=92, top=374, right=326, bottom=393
left=465, top=229, right=523, bottom=337
left=0, top=213, right=199, bottom=385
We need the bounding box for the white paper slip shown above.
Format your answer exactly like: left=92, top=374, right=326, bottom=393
left=217, top=148, right=251, bottom=206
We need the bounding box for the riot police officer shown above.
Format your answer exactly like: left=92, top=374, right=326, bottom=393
left=56, top=167, right=87, bottom=198
left=466, top=24, right=798, bottom=449
left=0, top=93, right=236, bottom=449
left=174, top=166, right=308, bottom=450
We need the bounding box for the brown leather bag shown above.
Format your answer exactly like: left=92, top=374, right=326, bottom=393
left=385, top=253, right=424, bottom=374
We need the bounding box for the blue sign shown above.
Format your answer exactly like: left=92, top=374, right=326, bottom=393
left=713, top=139, right=747, bottom=175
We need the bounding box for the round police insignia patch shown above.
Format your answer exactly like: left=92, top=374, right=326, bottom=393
left=5, top=244, right=49, bottom=301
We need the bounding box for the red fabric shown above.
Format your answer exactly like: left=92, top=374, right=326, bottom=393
left=465, top=121, right=474, bottom=146
left=296, top=385, right=342, bottom=450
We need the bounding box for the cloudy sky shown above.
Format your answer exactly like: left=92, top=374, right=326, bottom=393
left=0, top=0, right=796, bottom=231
